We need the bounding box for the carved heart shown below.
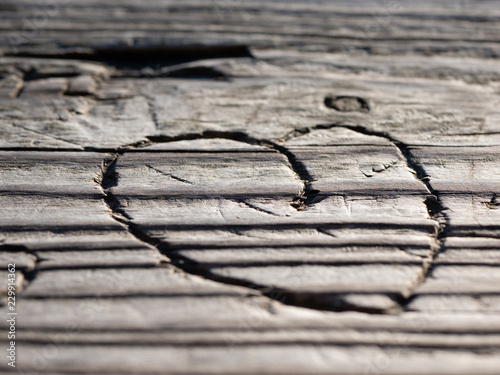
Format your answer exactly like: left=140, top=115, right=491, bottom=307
left=103, top=129, right=434, bottom=314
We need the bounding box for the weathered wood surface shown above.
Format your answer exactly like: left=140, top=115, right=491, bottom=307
left=1, top=0, right=500, bottom=373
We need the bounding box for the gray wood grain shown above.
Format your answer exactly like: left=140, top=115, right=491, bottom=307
left=0, top=1, right=499, bottom=373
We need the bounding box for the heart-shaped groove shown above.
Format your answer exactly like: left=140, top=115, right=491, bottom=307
left=96, top=126, right=445, bottom=315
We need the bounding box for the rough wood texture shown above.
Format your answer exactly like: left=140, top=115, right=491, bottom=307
left=1, top=0, right=500, bottom=373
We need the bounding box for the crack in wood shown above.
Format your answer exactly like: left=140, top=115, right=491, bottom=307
left=238, top=200, right=282, bottom=217
left=145, top=164, right=194, bottom=185
left=316, top=227, right=338, bottom=239
left=8, top=45, right=253, bottom=70
left=144, top=95, right=161, bottom=131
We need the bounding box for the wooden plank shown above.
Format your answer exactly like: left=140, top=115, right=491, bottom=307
left=8, top=344, right=500, bottom=374
left=7, top=296, right=321, bottom=331
left=435, top=237, right=500, bottom=265
left=18, top=328, right=500, bottom=348
left=0, top=1, right=499, bottom=373
left=6, top=295, right=500, bottom=332
left=0, top=151, right=141, bottom=253
left=113, top=151, right=303, bottom=198
left=36, top=249, right=165, bottom=270
left=0, top=55, right=496, bottom=148
left=23, top=267, right=252, bottom=298
left=3, top=0, right=500, bottom=58
left=209, top=264, right=423, bottom=295
left=415, top=265, right=500, bottom=294
left=409, top=295, right=500, bottom=313
left=175, top=245, right=426, bottom=266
